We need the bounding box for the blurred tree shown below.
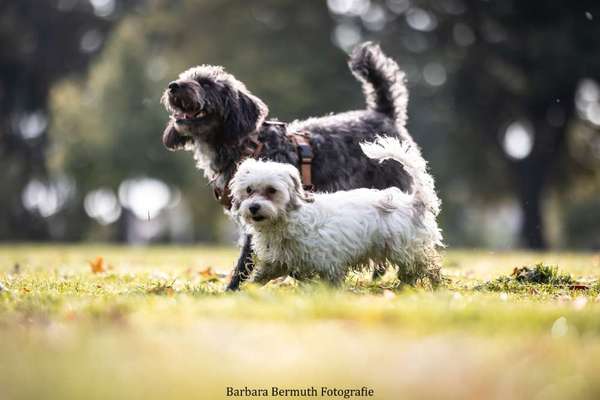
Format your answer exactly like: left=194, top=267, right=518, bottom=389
left=41, top=0, right=600, bottom=247
left=451, top=0, right=600, bottom=248
left=0, top=0, right=138, bottom=240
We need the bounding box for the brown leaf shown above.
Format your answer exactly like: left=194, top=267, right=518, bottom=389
left=569, top=284, right=590, bottom=291
left=199, top=266, right=216, bottom=278
left=89, top=257, right=105, bottom=274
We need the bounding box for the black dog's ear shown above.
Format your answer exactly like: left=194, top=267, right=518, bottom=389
left=222, top=86, right=268, bottom=139
left=162, top=119, right=190, bottom=150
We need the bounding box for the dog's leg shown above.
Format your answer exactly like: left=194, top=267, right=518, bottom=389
left=388, top=250, right=419, bottom=286
left=226, top=234, right=255, bottom=291
left=421, top=249, right=442, bottom=288
left=393, top=250, right=442, bottom=288
left=252, top=262, right=287, bottom=285
left=397, top=264, right=419, bottom=286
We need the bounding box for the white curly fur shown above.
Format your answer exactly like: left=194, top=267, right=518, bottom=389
left=360, top=135, right=441, bottom=217
left=230, top=136, right=443, bottom=286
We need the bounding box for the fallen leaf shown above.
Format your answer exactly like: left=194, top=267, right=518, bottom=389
left=21, top=287, right=31, bottom=293
left=199, top=266, right=218, bottom=280
left=569, top=284, right=590, bottom=290
left=89, top=257, right=105, bottom=274
left=65, top=311, right=77, bottom=321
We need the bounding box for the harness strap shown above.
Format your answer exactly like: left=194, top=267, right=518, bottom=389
left=286, top=131, right=314, bottom=191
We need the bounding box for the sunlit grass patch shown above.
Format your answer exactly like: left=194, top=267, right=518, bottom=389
left=473, top=262, right=599, bottom=300
left=0, top=245, right=599, bottom=399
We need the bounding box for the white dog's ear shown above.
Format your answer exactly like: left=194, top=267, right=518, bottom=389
left=287, top=168, right=314, bottom=210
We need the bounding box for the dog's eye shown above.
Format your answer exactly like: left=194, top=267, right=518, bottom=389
left=246, top=187, right=253, bottom=195
left=266, top=186, right=277, bottom=195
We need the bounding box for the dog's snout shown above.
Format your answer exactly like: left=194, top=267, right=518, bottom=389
left=168, top=81, right=179, bottom=91
left=249, top=204, right=261, bottom=215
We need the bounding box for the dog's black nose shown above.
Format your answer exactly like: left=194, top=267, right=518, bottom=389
left=249, top=204, right=261, bottom=215
left=168, top=82, right=179, bottom=91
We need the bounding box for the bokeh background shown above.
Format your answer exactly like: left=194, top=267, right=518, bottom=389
left=1, top=0, right=599, bottom=249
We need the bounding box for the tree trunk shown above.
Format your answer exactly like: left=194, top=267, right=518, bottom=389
left=0, top=111, right=50, bottom=240
left=510, top=111, right=570, bottom=250
left=514, top=161, right=547, bottom=249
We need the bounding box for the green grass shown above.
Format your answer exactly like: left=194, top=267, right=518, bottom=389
left=1, top=245, right=600, bottom=399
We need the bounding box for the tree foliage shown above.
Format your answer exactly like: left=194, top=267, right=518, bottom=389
left=4, top=0, right=599, bottom=247
left=0, top=0, right=138, bottom=239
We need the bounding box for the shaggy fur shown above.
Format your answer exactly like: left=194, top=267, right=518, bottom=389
left=161, top=42, right=424, bottom=290
left=230, top=136, right=443, bottom=286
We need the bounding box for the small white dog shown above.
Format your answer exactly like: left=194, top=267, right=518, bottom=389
left=230, top=136, right=443, bottom=286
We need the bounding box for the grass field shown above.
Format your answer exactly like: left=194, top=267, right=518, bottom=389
left=1, top=245, right=600, bottom=400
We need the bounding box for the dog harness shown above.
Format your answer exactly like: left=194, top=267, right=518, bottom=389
left=213, top=122, right=314, bottom=209
left=286, top=131, right=314, bottom=192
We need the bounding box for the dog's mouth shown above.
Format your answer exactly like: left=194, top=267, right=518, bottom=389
left=251, top=216, right=266, bottom=222
left=173, top=109, right=207, bottom=125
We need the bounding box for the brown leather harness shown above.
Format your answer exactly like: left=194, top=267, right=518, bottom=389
left=286, top=131, right=314, bottom=192
left=213, top=124, right=314, bottom=209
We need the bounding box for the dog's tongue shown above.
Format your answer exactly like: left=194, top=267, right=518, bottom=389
left=174, top=112, right=193, bottom=120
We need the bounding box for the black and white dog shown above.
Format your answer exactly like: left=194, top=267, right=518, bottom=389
left=161, top=42, right=426, bottom=290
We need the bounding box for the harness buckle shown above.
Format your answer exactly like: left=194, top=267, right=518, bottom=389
left=297, top=143, right=313, bottom=162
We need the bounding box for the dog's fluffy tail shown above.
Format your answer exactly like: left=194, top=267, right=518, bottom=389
left=349, top=42, right=408, bottom=129
left=360, top=136, right=440, bottom=217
